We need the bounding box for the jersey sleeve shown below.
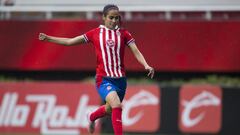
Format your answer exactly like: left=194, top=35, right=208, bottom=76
left=124, top=30, right=135, bottom=46
left=83, top=28, right=96, bottom=43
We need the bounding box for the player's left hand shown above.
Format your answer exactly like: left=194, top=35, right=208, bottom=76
left=145, top=66, right=154, bottom=79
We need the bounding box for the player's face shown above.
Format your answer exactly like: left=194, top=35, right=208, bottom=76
left=103, top=9, right=120, bottom=30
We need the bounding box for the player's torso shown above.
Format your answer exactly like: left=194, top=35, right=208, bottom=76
left=91, top=26, right=127, bottom=78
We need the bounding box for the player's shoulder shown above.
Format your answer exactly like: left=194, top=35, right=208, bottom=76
left=119, top=27, right=133, bottom=37
left=88, top=27, right=100, bottom=33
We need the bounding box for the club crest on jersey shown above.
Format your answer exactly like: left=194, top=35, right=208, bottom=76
left=106, top=39, right=115, bottom=48
left=107, top=86, right=112, bottom=91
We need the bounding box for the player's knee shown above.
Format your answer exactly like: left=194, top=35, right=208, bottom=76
left=105, top=91, right=122, bottom=109
left=109, top=97, right=122, bottom=108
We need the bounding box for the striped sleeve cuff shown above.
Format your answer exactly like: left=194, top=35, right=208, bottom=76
left=83, top=34, right=89, bottom=43
left=127, top=38, right=135, bottom=46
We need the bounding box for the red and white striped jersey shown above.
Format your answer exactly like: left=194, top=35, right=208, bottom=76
left=83, top=25, right=135, bottom=83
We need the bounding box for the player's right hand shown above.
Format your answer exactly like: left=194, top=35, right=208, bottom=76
left=39, top=33, right=47, bottom=41
left=145, top=66, right=154, bottom=79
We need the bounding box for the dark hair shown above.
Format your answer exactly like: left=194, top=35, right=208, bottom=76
left=103, top=4, right=119, bottom=17
left=102, top=4, right=122, bottom=28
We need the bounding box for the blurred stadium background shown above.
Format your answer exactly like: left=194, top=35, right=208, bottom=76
left=0, top=0, right=240, bottom=135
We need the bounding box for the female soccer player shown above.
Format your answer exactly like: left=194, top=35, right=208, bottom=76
left=39, top=4, right=154, bottom=135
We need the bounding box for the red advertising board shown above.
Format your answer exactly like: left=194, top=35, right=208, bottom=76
left=0, top=82, right=101, bottom=134
left=123, top=85, right=160, bottom=132
left=0, top=81, right=161, bottom=134
left=179, top=84, right=222, bottom=133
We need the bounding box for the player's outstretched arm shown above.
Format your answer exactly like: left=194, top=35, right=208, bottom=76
left=39, top=33, right=86, bottom=46
left=128, top=43, right=155, bottom=78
